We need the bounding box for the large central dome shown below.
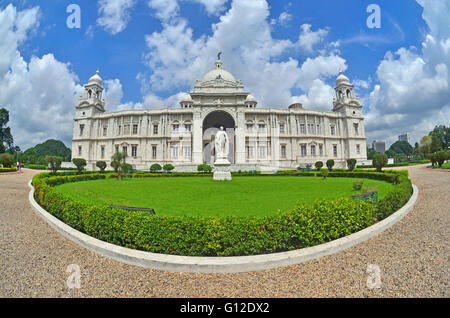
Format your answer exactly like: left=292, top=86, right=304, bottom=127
left=200, top=60, right=237, bottom=83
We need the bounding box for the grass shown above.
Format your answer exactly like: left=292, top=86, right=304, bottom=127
left=55, top=176, right=395, bottom=218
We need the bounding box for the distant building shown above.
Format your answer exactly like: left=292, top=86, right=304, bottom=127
left=398, top=133, right=411, bottom=145
left=372, top=140, right=386, bottom=154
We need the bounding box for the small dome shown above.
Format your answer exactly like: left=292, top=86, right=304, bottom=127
left=246, top=94, right=256, bottom=102
left=88, top=70, right=102, bottom=85
left=336, top=71, right=350, bottom=85
left=181, top=93, right=193, bottom=103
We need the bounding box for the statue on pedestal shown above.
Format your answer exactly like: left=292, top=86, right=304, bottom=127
left=213, top=126, right=232, bottom=181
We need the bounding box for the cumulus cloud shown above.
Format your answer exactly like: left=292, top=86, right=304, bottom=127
left=97, top=0, right=136, bottom=35
left=365, top=0, right=450, bottom=145
left=142, top=0, right=343, bottom=109
left=0, top=5, right=85, bottom=150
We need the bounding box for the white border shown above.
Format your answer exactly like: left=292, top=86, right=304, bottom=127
left=28, top=180, right=418, bottom=273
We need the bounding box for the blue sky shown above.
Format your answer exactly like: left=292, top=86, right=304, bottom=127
left=0, top=0, right=448, bottom=150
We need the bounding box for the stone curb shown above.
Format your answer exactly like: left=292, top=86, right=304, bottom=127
left=28, top=180, right=418, bottom=273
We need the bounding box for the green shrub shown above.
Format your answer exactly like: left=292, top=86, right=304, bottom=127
left=436, top=151, right=448, bottom=167
left=46, top=156, right=62, bottom=175
left=197, top=164, right=212, bottom=173
left=150, top=164, right=162, bottom=173
left=0, top=153, right=15, bottom=168
left=0, top=167, right=16, bottom=173
left=72, top=158, right=87, bottom=175
left=96, top=161, right=107, bottom=173
left=163, top=164, right=175, bottom=172
left=326, top=159, right=335, bottom=171
left=353, top=179, right=364, bottom=191
left=315, top=161, right=323, bottom=171
left=347, top=159, right=357, bottom=171
left=373, top=153, right=388, bottom=172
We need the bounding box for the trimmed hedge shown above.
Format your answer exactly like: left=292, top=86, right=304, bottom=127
left=0, top=167, right=17, bottom=173
left=31, top=170, right=413, bottom=257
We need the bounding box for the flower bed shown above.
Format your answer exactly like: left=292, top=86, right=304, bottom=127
left=32, top=170, right=412, bottom=257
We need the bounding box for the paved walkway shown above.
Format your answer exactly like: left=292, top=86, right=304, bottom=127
left=0, top=166, right=448, bottom=297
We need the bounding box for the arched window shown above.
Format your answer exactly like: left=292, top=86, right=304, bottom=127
left=346, top=89, right=351, bottom=98
left=88, top=90, right=92, bottom=98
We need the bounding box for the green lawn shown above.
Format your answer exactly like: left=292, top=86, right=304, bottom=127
left=55, top=176, right=395, bottom=217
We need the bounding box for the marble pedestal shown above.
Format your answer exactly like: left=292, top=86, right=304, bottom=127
left=213, top=157, right=232, bottom=181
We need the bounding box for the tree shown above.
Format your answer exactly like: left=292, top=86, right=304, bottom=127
left=96, top=161, right=107, bottom=173
left=0, top=153, right=15, bottom=168
left=111, top=151, right=127, bottom=180
left=436, top=151, right=448, bottom=167
left=366, top=147, right=377, bottom=160
left=387, top=140, right=414, bottom=157
left=163, top=164, right=175, bottom=173
left=429, top=125, right=449, bottom=150
left=430, top=134, right=442, bottom=153
left=373, top=153, right=388, bottom=172
left=326, top=159, right=334, bottom=171
left=150, top=164, right=162, bottom=173
left=20, top=139, right=71, bottom=164
left=419, top=136, right=432, bottom=155
left=346, top=159, right=357, bottom=171
left=72, top=158, right=87, bottom=174
left=314, top=161, right=323, bottom=171
left=45, top=156, right=62, bottom=175
left=0, top=108, right=14, bottom=153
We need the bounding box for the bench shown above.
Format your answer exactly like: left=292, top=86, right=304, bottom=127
left=109, top=205, right=156, bottom=215
left=352, top=191, right=378, bottom=204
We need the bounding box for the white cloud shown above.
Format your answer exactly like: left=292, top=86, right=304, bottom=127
left=142, top=0, right=344, bottom=110
left=97, top=0, right=136, bottom=35
left=365, top=0, right=450, bottom=145
left=297, top=24, right=329, bottom=53
left=0, top=5, right=83, bottom=150
left=271, top=11, right=292, bottom=27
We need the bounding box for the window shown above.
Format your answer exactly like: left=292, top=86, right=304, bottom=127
left=281, top=145, right=287, bottom=159
left=118, top=125, right=122, bottom=135
left=301, top=145, right=307, bottom=157
left=330, top=126, right=336, bottom=136
left=79, top=125, right=85, bottom=136
left=258, top=124, right=266, bottom=134
left=122, top=146, right=127, bottom=155
left=307, top=124, right=315, bottom=135
left=280, top=124, right=285, bottom=134
left=356, top=144, right=361, bottom=155
left=152, top=146, right=157, bottom=159
left=132, top=146, right=137, bottom=157
left=333, top=145, right=338, bottom=157
left=316, top=124, right=321, bottom=135
left=101, top=146, right=105, bottom=159
left=311, top=145, right=316, bottom=156
left=247, top=124, right=253, bottom=133
left=354, top=123, right=359, bottom=135
left=185, top=124, right=192, bottom=132
left=319, top=144, right=324, bottom=157
left=133, top=124, right=138, bottom=135
left=78, top=146, right=82, bottom=156
left=300, top=123, right=306, bottom=134
left=246, top=146, right=254, bottom=159
left=153, top=125, right=159, bottom=135
left=184, top=146, right=191, bottom=158
left=103, top=126, right=107, bottom=137
left=173, top=124, right=179, bottom=133
left=172, top=146, right=179, bottom=158
left=124, top=124, right=130, bottom=135
left=259, top=146, right=266, bottom=158
left=115, top=146, right=119, bottom=153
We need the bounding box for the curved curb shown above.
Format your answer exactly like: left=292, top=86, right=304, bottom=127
left=28, top=181, right=418, bottom=273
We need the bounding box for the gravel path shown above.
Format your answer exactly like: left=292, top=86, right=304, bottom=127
left=0, top=166, right=448, bottom=298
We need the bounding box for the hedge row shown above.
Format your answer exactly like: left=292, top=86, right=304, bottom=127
left=0, top=167, right=17, bottom=173
left=31, top=170, right=413, bottom=256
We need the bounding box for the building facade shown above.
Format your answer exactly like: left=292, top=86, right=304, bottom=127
left=372, top=140, right=386, bottom=154
left=72, top=58, right=367, bottom=171
left=398, top=133, right=411, bottom=145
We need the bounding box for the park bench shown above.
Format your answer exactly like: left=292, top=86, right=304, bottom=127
left=352, top=190, right=378, bottom=204
left=109, top=205, right=156, bottom=215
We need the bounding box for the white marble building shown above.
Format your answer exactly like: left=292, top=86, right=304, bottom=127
left=72, top=57, right=367, bottom=171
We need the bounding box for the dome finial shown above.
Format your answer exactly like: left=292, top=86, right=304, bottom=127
left=218, top=51, right=222, bottom=61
